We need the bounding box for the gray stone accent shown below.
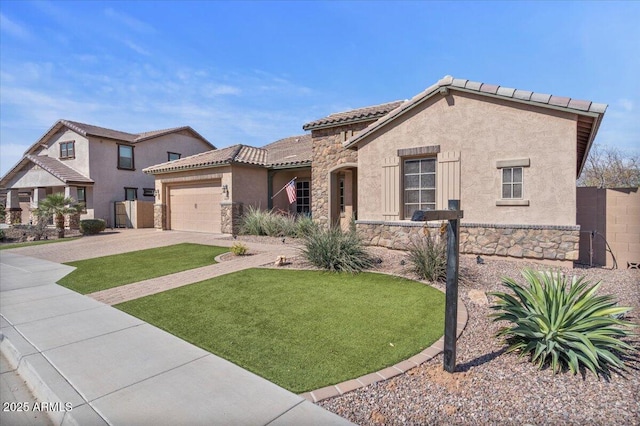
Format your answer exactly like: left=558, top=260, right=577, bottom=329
left=153, top=204, right=166, bottom=230
left=356, top=221, right=580, bottom=262
left=221, top=202, right=243, bottom=234
left=311, top=123, right=365, bottom=227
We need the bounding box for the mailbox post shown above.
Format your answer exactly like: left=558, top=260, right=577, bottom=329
left=422, top=199, right=463, bottom=373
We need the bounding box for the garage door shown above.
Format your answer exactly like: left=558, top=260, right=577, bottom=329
left=169, top=182, right=221, bottom=233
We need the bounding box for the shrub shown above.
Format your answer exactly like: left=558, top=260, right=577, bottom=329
left=0, top=229, right=4, bottom=241
left=406, top=234, right=447, bottom=282
left=490, top=268, right=637, bottom=376
left=301, top=226, right=373, bottom=273
left=293, top=214, right=318, bottom=238
left=80, top=219, right=106, bottom=235
left=240, top=206, right=313, bottom=238
left=230, top=242, right=248, bottom=256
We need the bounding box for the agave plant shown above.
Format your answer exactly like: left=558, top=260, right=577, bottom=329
left=490, top=268, right=637, bottom=376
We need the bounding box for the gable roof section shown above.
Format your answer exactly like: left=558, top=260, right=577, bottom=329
left=143, top=134, right=312, bottom=174
left=343, top=76, right=607, bottom=177
left=23, top=119, right=215, bottom=156
left=302, top=101, right=404, bottom=131
left=0, top=155, right=94, bottom=188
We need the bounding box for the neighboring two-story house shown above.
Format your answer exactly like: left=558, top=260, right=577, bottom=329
left=145, top=75, right=606, bottom=266
left=0, top=120, right=214, bottom=227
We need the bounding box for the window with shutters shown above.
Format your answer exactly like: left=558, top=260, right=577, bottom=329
left=403, top=158, right=436, bottom=218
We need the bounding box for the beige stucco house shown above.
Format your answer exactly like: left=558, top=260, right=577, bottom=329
left=1, top=120, right=214, bottom=227
left=146, top=75, right=606, bottom=265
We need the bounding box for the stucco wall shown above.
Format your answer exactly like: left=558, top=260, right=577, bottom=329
left=355, top=92, right=578, bottom=226
left=231, top=165, right=268, bottom=209
left=88, top=131, right=212, bottom=225
left=577, top=187, right=640, bottom=268
left=270, top=168, right=312, bottom=213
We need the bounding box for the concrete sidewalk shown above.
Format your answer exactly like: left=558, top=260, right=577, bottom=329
left=0, top=251, right=352, bottom=425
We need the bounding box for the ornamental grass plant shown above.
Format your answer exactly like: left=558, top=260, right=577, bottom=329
left=406, top=234, right=447, bottom=282
left=239, top=206, right=316, bottom=238
left=490, top=268, right=637, bottom=377
left=302, top=225, right=373, bottom=273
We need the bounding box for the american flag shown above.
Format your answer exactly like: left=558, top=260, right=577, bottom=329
left=285, top=179, right=297, bottom=204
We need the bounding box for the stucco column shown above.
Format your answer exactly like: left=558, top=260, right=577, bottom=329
left=65, top=186, right=78, bottom=202
left=344, top=170, right=354, bottom=223
left=5, top=189, right=22, bottom=225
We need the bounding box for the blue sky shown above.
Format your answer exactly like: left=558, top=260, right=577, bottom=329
left=1, top=1, right=638, bottom=176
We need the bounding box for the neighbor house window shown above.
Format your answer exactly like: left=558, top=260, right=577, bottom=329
left=143, top=188, right=155, bottom=197
left=60, top=141, right=75, bottom=159
left=118, top=145, right=134, bottom=170
left=296, top=181, right=310, bottom=214
left=403, top=158, right=436, bottom=218
left=168, top=152, right=181, bottom=161
left=76, top=187, right=86, bottom=203
left=125, top=187, right=137, bottom=200
left=502, top=167, right=523, bottom=199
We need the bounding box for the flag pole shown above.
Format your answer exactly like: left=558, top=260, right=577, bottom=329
left=270, top=177, right=297, bottom=200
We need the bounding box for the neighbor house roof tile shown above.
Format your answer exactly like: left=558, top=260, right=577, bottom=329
left=25, top=155, right=94, bottom=184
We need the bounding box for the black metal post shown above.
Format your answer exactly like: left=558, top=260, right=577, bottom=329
left=443, top=199, right=460, bottom=373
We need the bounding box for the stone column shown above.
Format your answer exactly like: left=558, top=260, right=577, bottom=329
left=221, top=202, right=243, bottom=234
left=154, top=203, right=167, bottom=230
left=5, top=189, right=22, bottom=225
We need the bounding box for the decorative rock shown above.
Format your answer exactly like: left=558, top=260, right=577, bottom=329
left=468, top=289, right=488, bottom=306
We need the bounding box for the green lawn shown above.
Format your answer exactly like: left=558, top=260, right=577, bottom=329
left=57, top=243, right=229, bottom=294
left=0, top=237, right=82, bottom=250
left=116, top=269, right=446, bottom=393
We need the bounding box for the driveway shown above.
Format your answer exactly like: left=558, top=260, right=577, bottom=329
left=3, top=229, right=278, bottom=263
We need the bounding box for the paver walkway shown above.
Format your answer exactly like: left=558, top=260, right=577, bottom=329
left=88, top=248, right=299, bottom=305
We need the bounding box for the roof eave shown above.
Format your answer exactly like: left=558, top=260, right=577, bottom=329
left=143, top=161, right=231, bottom=175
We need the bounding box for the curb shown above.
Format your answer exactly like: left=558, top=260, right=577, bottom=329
left=0, top=320, right=108, bottom=426
left=300, top=296, right=469, bottom=403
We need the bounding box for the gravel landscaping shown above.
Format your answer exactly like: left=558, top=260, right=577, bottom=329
left=235, top=235, right=640, bottom=425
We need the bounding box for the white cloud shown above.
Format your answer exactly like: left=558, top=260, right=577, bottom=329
left=0, top=13, right=32, bottom=40
left=103, top=8, right=156, bottom=34
left=618, top=98, right=634, bottom=112
left=123, top=39, right=151, bottom=56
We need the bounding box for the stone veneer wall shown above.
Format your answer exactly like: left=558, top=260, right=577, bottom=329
left=6, top=208, right=22, bottom=225
left=311, top=122, right=371, bottom=227
left=154, top=203, right=166, bottom=230
left=221, top=202, right=243, bottom=234
left=356, top=221, right=580, bottom=262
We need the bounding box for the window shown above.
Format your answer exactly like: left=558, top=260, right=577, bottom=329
left=502, top=167, right=523, bottom=199
left=76, top=187, right=86, bottom=203
left=118, top=145, right=134, bottom=170
left=168, top=152, right=181, bottom=161
left=143, top=188, right=155, bottom=197
left=339, top=178, right=345, bottom=213
left=60, top=141, right=75, bottom=159
left=403, top=158, right=436, bottom=218
left=296, top=181, right=310, bottom=214
left=125, top=187, right=137, bottom=200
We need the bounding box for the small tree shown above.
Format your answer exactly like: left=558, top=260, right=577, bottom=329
left=34, top=193, right=83, bottom=238
left=578, top=144, right=640, bottom=188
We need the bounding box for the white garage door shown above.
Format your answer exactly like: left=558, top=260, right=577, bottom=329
left=169, top=182, right=221, bottom=233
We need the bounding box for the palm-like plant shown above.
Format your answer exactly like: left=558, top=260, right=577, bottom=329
left=490, top=268, right=637, bottom=376
left=35, top=193, right=83, bottom=238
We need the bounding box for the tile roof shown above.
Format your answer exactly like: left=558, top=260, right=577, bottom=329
left=343, top=75, right=607, bottom=176
left=23, top=119, right=214, bottom=156
left=25, top=155, right=94, bottom=184
left=302, top=101, right=404, bottom=131
left=143, top=134, right=312, bottom=174
left=264, top=134, right=312, bottom=167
